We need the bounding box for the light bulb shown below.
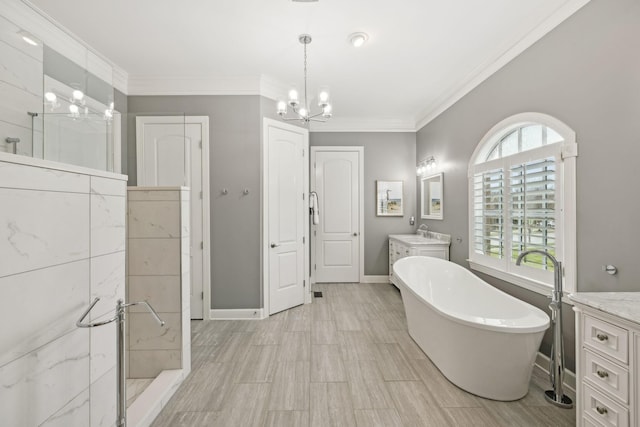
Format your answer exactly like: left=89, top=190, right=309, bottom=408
left=298, top=107, right=308, bottom=118
left=277, top=100, right=287, bottom=116
left=72, top=89, right=84, bottom=101
left=109, top=102, right=114, bottom=110
left=317, top=88, right=330, bottom=107
left=69, top=104, right=79, bottom=115
left=322, top=104, right=332, bottom=118
left=45, top=92, right=57, bottom=102
left=288, top=89, right=299, bottom=107
left=104, top=109, right=113, bottom=119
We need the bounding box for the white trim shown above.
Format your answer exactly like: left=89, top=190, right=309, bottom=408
left=135, top=115, right=211, bottom=320
left=128, top=75, right=262, bottom=96
left=469, top=261, right=552, bottom=297
left=362, top=275, right=390, bottom=284
left=414, top=0, right=592, bottom=130
left=210, top=308, right=266, bottom=320
left=534, top=352, right=576, bottom=397
left=310, top=146, right=365, bottom=284
left=127, top=369, right=187, bottom=427
left=308, top=118, right=416, bottom=133
left=262, top=118, right=310, bottom=317
left=0, top=151, right=127, bottom=180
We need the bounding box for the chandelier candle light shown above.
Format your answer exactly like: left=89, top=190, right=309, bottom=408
left=277, top=34, right=332, bottom=124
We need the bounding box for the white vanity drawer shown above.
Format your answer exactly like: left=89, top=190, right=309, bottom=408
left=584, top=315, right=629, bottom=364
left=583, top=383, right=629, bottom=427
left=583, top=414, right=603, bottom=427
left=584, top=349, right=629, bottom=404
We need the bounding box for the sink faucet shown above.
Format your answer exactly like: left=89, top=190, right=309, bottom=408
left=417, top=224, right=428, bottom=237
left=516, top=249, right=572, bottom=409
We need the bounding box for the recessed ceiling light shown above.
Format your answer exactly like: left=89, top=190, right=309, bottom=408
left=18, top=30, right=39, bottom=46
left=349, top=32, right=368, bottom=48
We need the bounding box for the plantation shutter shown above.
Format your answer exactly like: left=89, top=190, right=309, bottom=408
left=472, top=168, right=504, bottom=259
left=509, top=157, right=557, bottom=271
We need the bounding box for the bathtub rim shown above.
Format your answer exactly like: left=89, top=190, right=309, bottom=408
left=393, top=256, right=550, bottom=334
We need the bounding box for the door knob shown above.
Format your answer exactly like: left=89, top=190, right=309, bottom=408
left=270, top=243, right=279, bottom=248
left=353, top=232, right=358, bottom=237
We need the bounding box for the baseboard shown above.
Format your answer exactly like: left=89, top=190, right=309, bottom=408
left=534, top=352, right=576, bottom=397
left=127, top=369, right=186, bottom=427
left=209, top=308, right=265, bottom=320
left=361, top=275, right=390, bottom=284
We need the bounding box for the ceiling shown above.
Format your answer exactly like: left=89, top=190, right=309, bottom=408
left=28, top=0, right=589, bottom=131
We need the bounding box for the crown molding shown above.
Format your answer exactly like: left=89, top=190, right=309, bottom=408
left=414, top=0, right=592, bottom=131
left=308, top=117, right=415, bottom=133
left=127, top=75, right=263, bottom=96
left=112, top=66, right=128, bottom=95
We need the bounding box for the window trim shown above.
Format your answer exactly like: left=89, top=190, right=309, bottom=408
left=468, top=112, right=577, bottom=296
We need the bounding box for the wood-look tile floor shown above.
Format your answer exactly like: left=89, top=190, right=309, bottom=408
left=151, top=283, right=576, bottom=427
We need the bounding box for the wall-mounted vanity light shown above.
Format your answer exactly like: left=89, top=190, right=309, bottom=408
left=416, top=156, right=437, bottom=176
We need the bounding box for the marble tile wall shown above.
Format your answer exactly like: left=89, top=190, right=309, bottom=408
left=127, top=187, right=190, bottom=379
left=0, top=156, right=127, bottom=427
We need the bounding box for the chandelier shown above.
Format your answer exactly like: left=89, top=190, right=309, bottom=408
left=277, top=34, right=332, bottom=124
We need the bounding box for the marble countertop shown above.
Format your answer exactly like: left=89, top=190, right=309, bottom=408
left=568, top=292, right=640, bottom=325
left=389, top=232, right=451, bottom=245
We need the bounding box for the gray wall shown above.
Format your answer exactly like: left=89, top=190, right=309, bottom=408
left=310, top=132, right=417, bottom=276
left=127, top=95, right=262, bottom=309
left=415, top=0, right=640, bottom=371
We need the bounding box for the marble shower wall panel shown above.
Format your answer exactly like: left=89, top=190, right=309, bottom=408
left=0, top=156, right=127, bottom=427
left=0, top=258, right=89, bottom=366
left=0, top=188, right=90, bottom=277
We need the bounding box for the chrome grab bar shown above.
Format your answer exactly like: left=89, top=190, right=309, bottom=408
left=76, top=297, right=165, bottom=427
left=76, top=297, right=165, bottom=328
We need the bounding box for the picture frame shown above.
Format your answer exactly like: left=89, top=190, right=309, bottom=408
left=376, top=180, right=404, bottom=216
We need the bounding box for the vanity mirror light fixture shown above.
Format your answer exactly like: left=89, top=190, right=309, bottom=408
left=421, top=172, right=443, bottom=220
left=416, top=156, right=436, bottom=176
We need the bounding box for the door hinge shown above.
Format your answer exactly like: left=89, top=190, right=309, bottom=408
left=201, top=291, right=204, bottom=299
left=303, top=279, right=306, bottom=288
left=314, top=264, right=316, bottom=270
left=314, top=230, right=316, bottom=236
left=200, top=241, right=204, bottom=250
left=302, top=148, right=305, bottom=157
left=302, top=193, right=305, bottom=200
left=199, top=140, right=202, bottom=149
left=303, top=236, right=305, bottom=244
left=313, top=162, right=316, bottom=169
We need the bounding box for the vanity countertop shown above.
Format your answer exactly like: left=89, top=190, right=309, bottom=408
left=568, top=292, right=640, bottom=325
left=389, top=232, right=451, bottom=245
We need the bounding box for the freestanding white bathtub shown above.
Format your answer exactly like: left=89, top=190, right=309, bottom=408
left=392, top=256, right=550, bottom=401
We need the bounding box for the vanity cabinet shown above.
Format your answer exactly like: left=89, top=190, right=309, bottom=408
left=571, top=294, right=640, bottom=427
left=388, top=233, right=450, bottom=284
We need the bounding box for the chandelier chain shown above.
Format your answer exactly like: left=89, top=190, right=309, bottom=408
left=303, top=41, right=308, bottom=111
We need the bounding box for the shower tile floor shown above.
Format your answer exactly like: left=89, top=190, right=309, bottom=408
left=150, top=282, right=575, bottom=426
left=126, top=378, right=154, bottom=408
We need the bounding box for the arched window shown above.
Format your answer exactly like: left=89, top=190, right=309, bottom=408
left=468, top=113, right=577, bottom=294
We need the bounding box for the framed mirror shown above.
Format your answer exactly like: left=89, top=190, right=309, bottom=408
left=376, top=180, right=404, bottom=216
left=421, top=173, right=443, bottom=220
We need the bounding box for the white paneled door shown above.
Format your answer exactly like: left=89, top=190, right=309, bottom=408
left=311, top=147, right=362, bottom=283
left=264, top=119, right=308, bottom=315
left=136, top=116, right=210, bottom=319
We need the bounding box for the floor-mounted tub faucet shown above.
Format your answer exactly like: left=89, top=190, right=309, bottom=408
left=516, top=250, right=573, bottom=409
